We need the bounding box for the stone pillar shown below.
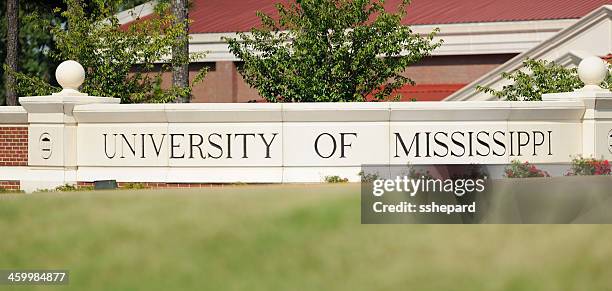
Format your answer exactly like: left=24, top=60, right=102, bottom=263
left=19, top=60, right=120, bottom=191
left=543, top=56, right=612, bottom=160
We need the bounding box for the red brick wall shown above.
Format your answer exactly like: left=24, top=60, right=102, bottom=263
left=402, top=54, right=517, bottom=84
left=191, top=62, right=260, bottom=103
left=0, top=180, right=20, bottom=191
left=0, top=126, right=28, bottom=166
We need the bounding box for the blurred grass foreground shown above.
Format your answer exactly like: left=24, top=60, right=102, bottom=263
left=1, top=184, right=612, bottom=290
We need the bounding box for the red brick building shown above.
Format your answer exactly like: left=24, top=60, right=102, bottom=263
left=119, top=0, right=612, bottom=102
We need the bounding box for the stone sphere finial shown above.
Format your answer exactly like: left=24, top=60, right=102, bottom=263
left=577, top=56, right=608, bottom=91
left=54, top=60, right=86, bottom=96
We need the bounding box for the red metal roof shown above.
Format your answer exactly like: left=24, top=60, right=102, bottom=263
left=182, top=0, right=612, bottom=33
left=395, top=84, right=467, bottom=101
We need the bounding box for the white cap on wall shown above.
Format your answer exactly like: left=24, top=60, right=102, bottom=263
left=53, top=60, right=87, bottom=96
left=578, top=56, right=609, bottom=91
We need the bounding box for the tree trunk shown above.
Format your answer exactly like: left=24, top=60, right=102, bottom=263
left=4, top=0, right=19, bottom=105
left=172, top=0, right=189, bottom=103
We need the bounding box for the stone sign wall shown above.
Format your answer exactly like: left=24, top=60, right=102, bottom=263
left=1, top=58, right=611, bottom=192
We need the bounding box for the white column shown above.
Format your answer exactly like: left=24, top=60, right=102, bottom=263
left=19, top=60, right=120, bottom=191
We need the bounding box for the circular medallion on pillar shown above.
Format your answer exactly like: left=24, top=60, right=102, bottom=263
left=40, top=133, right=53, bottom=160
left=608, top=129, right=612, bottom=154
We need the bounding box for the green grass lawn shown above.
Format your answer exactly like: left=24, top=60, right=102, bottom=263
left=1, top=184, right=611, bottom=290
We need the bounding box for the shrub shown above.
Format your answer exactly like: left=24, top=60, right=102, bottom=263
left=55, top=184, right=79, bottom=191
left=504, top=161, right=550, bottom=178
left=477, top=58, right=611, bottom=101
left=35, top=184, right=94, bottom=192
left=566, top=157, right=611, bottom=176
left=120, top=183, right=147, bottom=190
left=56, top=184, right=94, bottom=191
left=324, top=176, right=349, bottom=183
left=407, top=167, right=434, bottom=180
left=358, top=171, right=380, bottom=183
left=0, top=188, right=24, bottom=194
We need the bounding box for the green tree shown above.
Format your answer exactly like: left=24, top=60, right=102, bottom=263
left=226, top=0, right=440, bottom=103
left=6, top=0, right=205, bottom=103
left=1, top=0, right=65, bottom=100
left=478, top=58, right=611, bottom=101
left=1, top=1, right=149, bottom=105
